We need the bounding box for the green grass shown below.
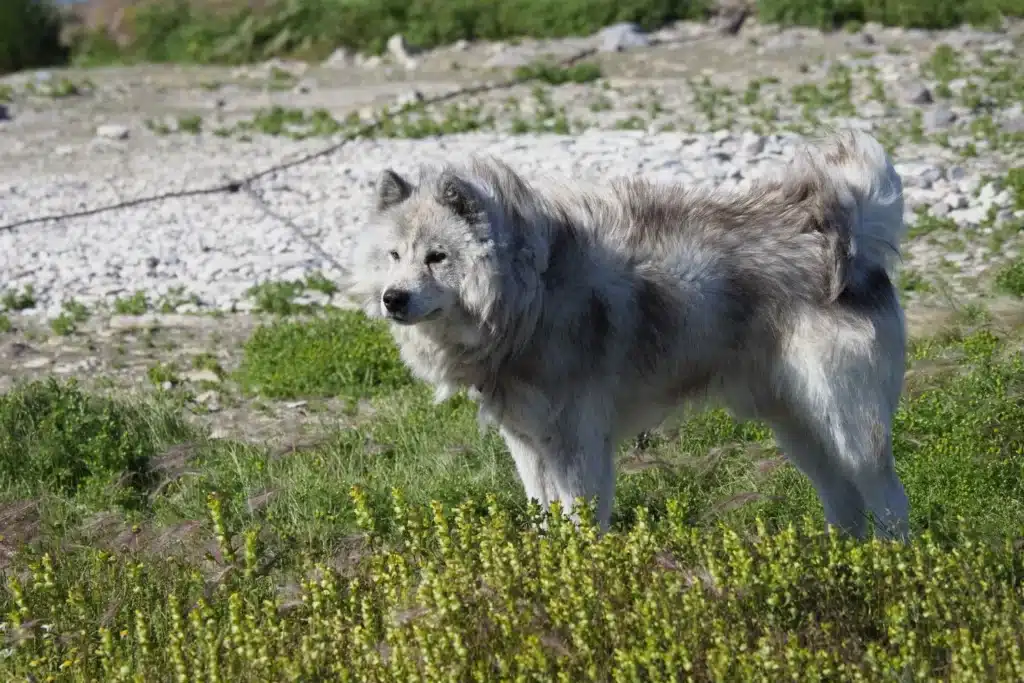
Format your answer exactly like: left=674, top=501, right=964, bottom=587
left=1, top=285, right=36, bottom=312
left=65, top=0, right=710, bottom=68
left=235, top=310, right=413, bottom=399
left=0, top=304, right=1023, bottom=676
left=513, top=60, right=603, bottom=85
left=112, top=290, right=150, bottom=315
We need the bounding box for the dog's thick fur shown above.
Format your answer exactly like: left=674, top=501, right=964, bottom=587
left=348, top=129, right=911, bottom=541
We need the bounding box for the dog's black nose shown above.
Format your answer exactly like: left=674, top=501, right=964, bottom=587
left=382, top=288, right=410, bottom=314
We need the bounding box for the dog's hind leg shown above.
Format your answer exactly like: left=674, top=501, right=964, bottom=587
left=771, top=409, right=909, bottom=542
left=773, top=301, right=910, bottom=542
left=768, top=419, right=871, bottom=539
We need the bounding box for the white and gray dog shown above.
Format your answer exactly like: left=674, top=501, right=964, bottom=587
left=346, top=128, right=910, bottom=541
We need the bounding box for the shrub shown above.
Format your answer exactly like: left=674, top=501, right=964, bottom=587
left=0, top=0, right=69, bottom=74
left=756, top=0, right=1021, bottom=29
left=994, top=257, right=1024, bottom=297
left=1, top=492, right=1023, bottom=680
left=0, top=378, right=191, bottom=503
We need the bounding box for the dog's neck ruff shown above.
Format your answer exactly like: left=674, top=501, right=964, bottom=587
left=390, top=286, right=545, bottom=405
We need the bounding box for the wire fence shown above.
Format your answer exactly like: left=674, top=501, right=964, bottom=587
left=0, top=45, right=607, bottom=281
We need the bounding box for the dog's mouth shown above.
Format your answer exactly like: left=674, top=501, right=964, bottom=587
left=387, top=308, right=443, bottom=325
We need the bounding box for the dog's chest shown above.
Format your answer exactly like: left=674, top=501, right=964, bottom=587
left=391, top=327, right=487, bottom=389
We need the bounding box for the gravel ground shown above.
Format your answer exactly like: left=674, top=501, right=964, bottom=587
left=1, top=17, right=1022, bottom=320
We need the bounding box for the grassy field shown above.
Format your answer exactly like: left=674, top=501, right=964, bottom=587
left=2, top=291, right=1024, bottom=678
left=2, top=0, right=1024, bottom=676
left=4, top=0, right=1024, bottom=73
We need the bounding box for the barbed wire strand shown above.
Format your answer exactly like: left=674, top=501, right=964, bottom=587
left=241, top=184, right=351, bottom=274
left=0, top=46, right=601, bottom=234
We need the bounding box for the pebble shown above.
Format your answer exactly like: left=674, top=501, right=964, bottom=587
left=323, top=48, right=352, bottom=68
left=96, top=124, right=130, bottom=140
left=0, top=123, right=1016, bottom=316
left=923, top=106, right=956, bottom=131
left=387, top=34, right=419, bottom=69
left=903, top=84, right=933, bottom=105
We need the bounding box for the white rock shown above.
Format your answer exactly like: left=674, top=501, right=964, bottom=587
left=387, top=34, right=419, bottom=69
left=323, top=48, right=352, bottom=68
left=598, top=23, right=650, bottom=52
left=96, top=124, right=130, bottom=140
left=945, top=193, right=969, bottom=210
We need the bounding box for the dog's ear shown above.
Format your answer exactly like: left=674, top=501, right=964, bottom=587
left=376, top=169, right=413, bottom=212
left=437, top=170, right=482, bottom=222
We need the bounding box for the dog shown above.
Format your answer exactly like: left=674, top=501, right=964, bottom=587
left=346, top=128, right=911, bottom=541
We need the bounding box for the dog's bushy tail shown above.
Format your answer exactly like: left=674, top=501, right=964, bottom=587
left=807, top=129, right=906, bottom=278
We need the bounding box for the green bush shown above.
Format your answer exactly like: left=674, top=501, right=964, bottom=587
left=0, top=0, right=69, bottom=74
left=0, top=378, right=191, bottom=503
left=236, top=310, right=413, bottom=399
left=62, top=0, right=1024, bottom=66
left=756, top=0, right=1023, bottom=29
left=994, top=257, right=1024, bottom=297
left=1, top=492, right=1023, bottom=680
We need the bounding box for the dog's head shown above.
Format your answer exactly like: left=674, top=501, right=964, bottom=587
left=356, top=160, right=550, bottom=336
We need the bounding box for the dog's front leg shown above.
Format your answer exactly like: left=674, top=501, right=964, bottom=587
left=499, top=426, right=552, bottom=512
left=500, top=397, right=616, bottom=531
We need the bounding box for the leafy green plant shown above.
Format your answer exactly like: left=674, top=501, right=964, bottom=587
left=513, top=60, right=603, bottom=85
left=113, top=290, right=149, bottom=315
left=994, top=257, right=1024, bottom=297
left=72, top=0, right=711, bottom=66
left=1, top=489, right=1023, bottom=680
left=1, top=285, right=36, bottom=311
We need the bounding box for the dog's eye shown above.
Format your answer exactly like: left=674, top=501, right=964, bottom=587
left=425, top=251, right=447, bottom=265
left=388, top=250, right=400, bottom=261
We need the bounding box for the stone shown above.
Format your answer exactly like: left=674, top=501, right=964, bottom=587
left=1002, top=115, right=1024, bottom=134
left=0, top=104, right=9, bottom=121
left=387, top=33, right=419, bottom=69
left=395, top=90, right=425, bottom=109
left=944, top=193, right=969, bottom=210
left=903, top=84, right=933, bottom=105
left=96, top=124, right=130, bottom=140
left=740, top=132, right=766, bottom=156
left=923, top=106, right=956, bottom=131
left=484, top=48, right=532, bottom=70
left=598, top=23, right=650, bottom=52
left=186, top=369, right=221, bottom=384
left=323, top=48, right=352, bottom=68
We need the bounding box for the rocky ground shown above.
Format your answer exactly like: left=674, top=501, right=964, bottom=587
left=0, top=16, right=1022, bottom=441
